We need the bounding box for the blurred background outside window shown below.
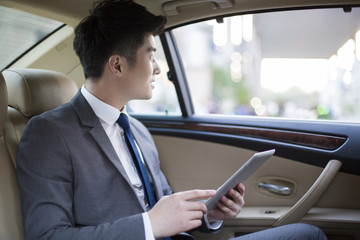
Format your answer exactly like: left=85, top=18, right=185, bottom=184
left=173, top=8, right=360, bottom=121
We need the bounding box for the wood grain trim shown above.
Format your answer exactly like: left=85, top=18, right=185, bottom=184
left=144, top=121, right=347, bottom=150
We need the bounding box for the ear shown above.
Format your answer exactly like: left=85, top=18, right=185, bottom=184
left=108, top=55, right=125, bottom=76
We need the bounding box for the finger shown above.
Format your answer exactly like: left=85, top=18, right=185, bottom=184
left=179, top=217, right=203, bottom=232
left=221, top=195, right=238, bottom=213
left=227, top=188, right=242, bottom=203
left=221, top=194, right=242, bottom=213
left=176, top=189, right=216, bottom=201
left=236, top=183, right=245, bottom=197
left=221, top=194, right=234, bottom=206
left=216, top=201, right=236, bottom=217
left=186, top=219, right=203, bottom=230
left=225, top=191, right=244, bottom=209
left=185, top=200, right=208, bottom=214
left=188, top=210, right=205, bottom=221
left=226, top=184, right=245, bottom=207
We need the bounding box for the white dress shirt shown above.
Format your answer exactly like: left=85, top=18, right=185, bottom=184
left=81, top=86, right=155, bottom=240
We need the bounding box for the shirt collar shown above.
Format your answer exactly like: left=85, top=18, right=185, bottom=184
left=81, top=85, right=128, bottom=125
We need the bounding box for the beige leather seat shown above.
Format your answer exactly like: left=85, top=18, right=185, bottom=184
left=2, top=68, right=78, bottom=166
left=1, top=68, right=78, bottom=239
left=0, top=72, right=24, bottom=240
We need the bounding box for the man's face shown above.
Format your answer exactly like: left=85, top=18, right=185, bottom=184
left=122, top=34, right=161, bottom=100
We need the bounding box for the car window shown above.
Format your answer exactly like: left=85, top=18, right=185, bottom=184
left=172, top=8, right=360, bottom=121
left=127, top=36, right=181, bottom=116
left=0, top=6, right=63, bottom=70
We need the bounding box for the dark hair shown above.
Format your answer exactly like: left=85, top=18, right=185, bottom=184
left=73, top=0, right=167, bottom=78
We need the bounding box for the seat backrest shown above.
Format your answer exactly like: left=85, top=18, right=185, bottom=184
left=0, top=72, right=24, bottom=240
left=2, top=68, right=78, bottom=167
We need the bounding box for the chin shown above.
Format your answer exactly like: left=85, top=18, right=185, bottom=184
left=146, top=89, right=153, bottom=99
left=140, top=93, right=153, bottom=100
left=143, top=96, right=152, bottom=100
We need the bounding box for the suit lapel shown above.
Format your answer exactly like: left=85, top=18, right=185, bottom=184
left=71, top=91, right=146, bottom=210
left=88, top=126, right=130, bottom=184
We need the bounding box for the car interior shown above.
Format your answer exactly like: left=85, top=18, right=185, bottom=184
left=0, top=0, right=360, bottom=240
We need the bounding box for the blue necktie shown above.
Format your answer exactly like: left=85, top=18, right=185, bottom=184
left=117, top=113, right=157, bottom=207
left=117, top=113, right=172, bottom=240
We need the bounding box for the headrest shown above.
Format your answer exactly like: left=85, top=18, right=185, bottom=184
left=0, top=72, right=8, bottom=132
left=2, top=68, right=78, bottom=117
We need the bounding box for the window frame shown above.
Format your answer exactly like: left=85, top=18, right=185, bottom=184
left=159, top=31, right=195, bottom=118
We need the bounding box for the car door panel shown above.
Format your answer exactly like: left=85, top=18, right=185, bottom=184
left=152, top=134, right=359, bottom=207
left=136, top=116, right=360, bottom=240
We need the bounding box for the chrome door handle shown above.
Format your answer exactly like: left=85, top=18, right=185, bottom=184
left=259, top=182, right=292, bottom=195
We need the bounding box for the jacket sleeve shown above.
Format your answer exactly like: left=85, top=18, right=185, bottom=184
left=16, top=116, right=146, bottom=240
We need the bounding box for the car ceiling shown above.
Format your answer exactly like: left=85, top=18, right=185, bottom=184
left=1, top=0, right=359, bottom=60
left=1, top=0, right=360, bottom=28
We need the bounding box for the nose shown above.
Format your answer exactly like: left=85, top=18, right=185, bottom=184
left=153, top=58, right=161, bottom=75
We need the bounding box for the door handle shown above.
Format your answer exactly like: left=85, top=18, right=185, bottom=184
left=273, top=159, right=342, bottom=226
left=258, top=182, right=292, bottom=196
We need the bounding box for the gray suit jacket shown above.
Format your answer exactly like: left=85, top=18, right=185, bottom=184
left=16, top=91, right=179, bottom=239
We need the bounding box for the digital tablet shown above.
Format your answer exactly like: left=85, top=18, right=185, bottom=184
left=205, top=149, right=275, bottom=211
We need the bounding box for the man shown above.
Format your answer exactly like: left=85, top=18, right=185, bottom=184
left=16, top=0, right=327, bottom=239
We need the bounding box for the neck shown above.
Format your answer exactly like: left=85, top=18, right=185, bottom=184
left=84, top=78, right=127, bottom=111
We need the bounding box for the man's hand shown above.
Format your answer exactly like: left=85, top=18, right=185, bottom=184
left=207, top=183, right=245, bottom=222
left=148, top=189, right=216, bottom=238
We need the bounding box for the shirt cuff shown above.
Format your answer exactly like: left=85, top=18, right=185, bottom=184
left=204, top=213, right=223, bottom=230
left=142, top=212, right=155, bottom=240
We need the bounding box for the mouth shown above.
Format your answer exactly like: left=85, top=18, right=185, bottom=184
left=150, top=80, right=155, bottom=89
